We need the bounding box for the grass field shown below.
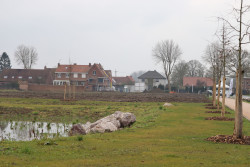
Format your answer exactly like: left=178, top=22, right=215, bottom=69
left=0, top=97, right=250, bottom=167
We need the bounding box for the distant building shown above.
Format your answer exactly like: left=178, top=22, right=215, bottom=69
left=0, top=66, right=55, bottom=86
left=137, top=70, right=166, bottom=91
left=183, top=77, right=213, bottom=87
left=53, top=63, right=112, bottom=91
left=113, top=76, right=135, bottom=92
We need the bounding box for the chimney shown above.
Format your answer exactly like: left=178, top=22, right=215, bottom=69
left=74, top=63, right=77, bottom=65
left=44, top=66, right=47, bottom=69
left=89, top=63, right=91, bottom=67
left=58, top=63, right=60, bottom=67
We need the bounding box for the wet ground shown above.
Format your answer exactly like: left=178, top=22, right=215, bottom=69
left=0, top=121, right=71, bottom=141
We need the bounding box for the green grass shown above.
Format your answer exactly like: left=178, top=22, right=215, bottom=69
left=0, top=98, right=250, bottom=166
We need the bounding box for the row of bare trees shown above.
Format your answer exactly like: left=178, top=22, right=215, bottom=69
left=152, top=0, right=249, bottom=140
left=204, top=0, right=250, bottom=139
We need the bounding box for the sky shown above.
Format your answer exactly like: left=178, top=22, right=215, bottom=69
left=0, top=0, right=247, bottom=76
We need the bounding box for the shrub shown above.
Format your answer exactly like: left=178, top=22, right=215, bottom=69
left=77, top=136, right=83, bottom=141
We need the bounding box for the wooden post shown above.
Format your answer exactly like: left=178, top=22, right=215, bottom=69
left=221, top=76, right=226, bottom=117
left=212, top=75, right=216, bottom=107
left=64, top=84, right=66, bottom=100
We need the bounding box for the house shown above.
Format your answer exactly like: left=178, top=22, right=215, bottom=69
left=0, top=66, right=55, bottom=87
left=53, top=63, right=112, bottom=91
left=183, top=77, right=213, bottom=93
left=113, top=76, right=135, bottom=92
left=53, top=63, right=90, bottom=86
left=183, top=77, right=213, bottom=87
left=137, top=70, right=166, bottom=91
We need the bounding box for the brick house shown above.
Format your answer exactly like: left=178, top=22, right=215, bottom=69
left=183, top=77, right=213, bottom=87
left=0, top=66, right=55, bottom=86
left=53, top=63, right=112, bottom=91
left=113, top=76, right=135, bottom=92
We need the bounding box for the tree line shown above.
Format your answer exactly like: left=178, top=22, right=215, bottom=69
left=149, top=0, right=250, bottom=140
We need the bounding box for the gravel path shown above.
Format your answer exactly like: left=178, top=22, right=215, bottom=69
left=220, top=97, right=250, bottom=120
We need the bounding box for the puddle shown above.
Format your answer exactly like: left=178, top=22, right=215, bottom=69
left=0, top=121, right=72, bottom=141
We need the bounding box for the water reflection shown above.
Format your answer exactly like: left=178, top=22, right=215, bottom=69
left=0, top=121, right=72, bottom=141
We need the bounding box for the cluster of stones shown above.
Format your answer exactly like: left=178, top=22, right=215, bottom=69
left=69, top=111, right=136, bottom=136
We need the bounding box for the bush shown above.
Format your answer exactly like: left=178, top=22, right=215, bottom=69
left=77, top=136, right=83, bottom=141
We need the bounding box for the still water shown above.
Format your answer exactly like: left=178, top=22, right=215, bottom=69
left=0, top=121, right=72, bottom=141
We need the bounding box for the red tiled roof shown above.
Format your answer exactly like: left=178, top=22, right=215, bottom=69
left=56, top=64, right=90, bottom=73
left=113, top=76, right=135, bottom=85
left=183, top=77, right=213, bottom=87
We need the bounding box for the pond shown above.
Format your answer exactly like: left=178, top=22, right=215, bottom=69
left=0, top=121, right=72, bottom=141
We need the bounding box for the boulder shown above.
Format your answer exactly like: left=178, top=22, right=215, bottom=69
left=68, top=124, right=86, bottom=136
left=163, top=103, right=173, bottom=107
left=115, top=111, right=136, bottom=127
left=69, top=111, right=136, bottom=136
left=82, top=121, right=92, bottom=134
left=90, top=121, right=118, bottom=133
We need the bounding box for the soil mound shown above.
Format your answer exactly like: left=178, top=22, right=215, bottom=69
left=205, top=106, right=222, bottom=109
left=206, top=135, right=250, bottom=145
left=146, top=88, right=165, bottom=93
left=205, top=117, right=234, bottom=121
left=0, top=91, right=210, bottom=103
left=205, top=111, right=231, bottom=114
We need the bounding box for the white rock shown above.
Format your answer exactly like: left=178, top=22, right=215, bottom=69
left=163, top=103, right=173, bottom=107
left=70, top=111, right=136, bottom=135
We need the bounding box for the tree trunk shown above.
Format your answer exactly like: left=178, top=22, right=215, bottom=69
left=234, top=69, right=243, bottom=138
left=221, top=76, right=226, bottom=117
left=167, top=76, right=171, bottom=93
left=234, top=0, right=243, bottom=139
left=217, top=79, right=221, bottom=110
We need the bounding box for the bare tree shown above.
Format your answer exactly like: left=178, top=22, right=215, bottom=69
left=152, top=40, right=182, bottom=92
left=215, top=53, right=224, bottom=110
left=227, top=50, right=250, bottom=74
left=187, top=60, right=206, bottom=77
left=203, top=42, right=221, bottom=107
left=131, top=70, right=146, bottom=83
left=171, top=60, right=189, bottom=91
left=219, top=0, right=250, bottom=139
left=14, top=45, right=38, bottom=69
left=215, top=21, right=232, bottom=117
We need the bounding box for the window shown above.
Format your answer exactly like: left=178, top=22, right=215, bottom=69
left=81, top=82, right=85, bottom=86
left=66, top=73, right=70, bottom=78
left=57, top=73, right=61, bottom=78
left=82, top=73, right=86, bottom=78
left=98, top=78, right=104, bottom=83
left=93, top=71, right=96, bottom=75
left=155, top=79, right=159, bottom=82
left=89, top=78, right=93, bottom=83
left=12, top=76, right=14, bottom=79
left=38, top=76, right=42, bottom=79
left=28, top=76, right=32, bottom=79
left=74, top=73, right=78, bottom=78
left=4, top=76, right=8, bottom=79
left=18, top=76, right=22, bottom=79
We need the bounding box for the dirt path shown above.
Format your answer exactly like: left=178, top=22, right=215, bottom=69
left=219, top=97, right=250, bottom=120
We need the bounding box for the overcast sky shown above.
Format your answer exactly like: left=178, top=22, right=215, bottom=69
left=0, top=0, right=246, bottom=76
